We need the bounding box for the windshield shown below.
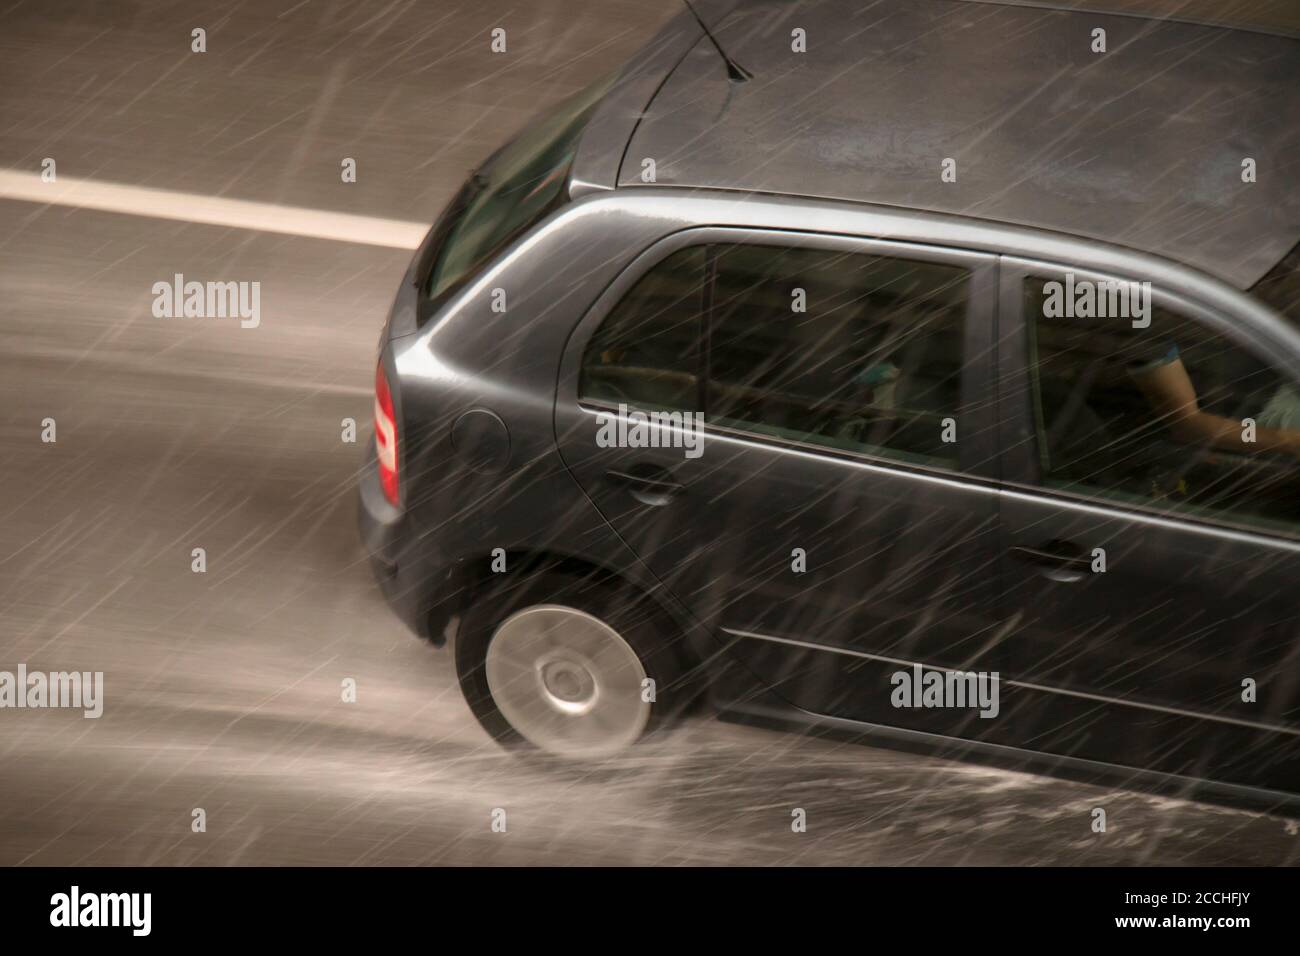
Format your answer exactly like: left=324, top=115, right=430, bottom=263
left=423, top=73, right=616, bottom=303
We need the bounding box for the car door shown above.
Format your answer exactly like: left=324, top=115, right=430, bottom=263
left=995, top=256, right=1300, bottom=796
left=556, top=226, right=1011, bottom=739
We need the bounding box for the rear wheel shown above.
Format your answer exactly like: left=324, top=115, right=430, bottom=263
left=455, top=570, right=689, bottom=758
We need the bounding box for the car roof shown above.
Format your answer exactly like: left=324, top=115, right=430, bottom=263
left=616, top=0, right=1300, bottom=289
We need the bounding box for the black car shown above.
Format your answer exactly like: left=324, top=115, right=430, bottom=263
left=360, top=0, right=1300, bottom=810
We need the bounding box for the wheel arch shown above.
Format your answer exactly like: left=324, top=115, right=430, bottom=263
left=431, top=547, right=701, bottom=662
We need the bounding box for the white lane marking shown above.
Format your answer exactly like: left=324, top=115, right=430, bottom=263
left=0, top=169, right=428, bottom=249
left=2, top=344, right=374, bottom=396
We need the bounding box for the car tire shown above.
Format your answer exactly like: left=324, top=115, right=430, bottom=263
left=455, top=568, right=691, bottom=758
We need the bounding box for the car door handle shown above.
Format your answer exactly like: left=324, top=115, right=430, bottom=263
left=1009, top=544, right=1092, bottom=583
left=603, top=468, right=686, bottom=505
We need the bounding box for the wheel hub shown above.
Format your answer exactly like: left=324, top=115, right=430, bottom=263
left=537, top=655, right=597, bottom=714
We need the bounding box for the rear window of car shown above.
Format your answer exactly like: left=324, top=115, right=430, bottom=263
left=422, top=72, right=616, bottom=305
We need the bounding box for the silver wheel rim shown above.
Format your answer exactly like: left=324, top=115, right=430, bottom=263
left=485, top=604, right=651, bottom=758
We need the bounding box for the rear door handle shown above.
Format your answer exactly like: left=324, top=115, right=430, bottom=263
left=604, top=468, right=686, bottom=506
left=1009, top=543, right=1092, bottom=583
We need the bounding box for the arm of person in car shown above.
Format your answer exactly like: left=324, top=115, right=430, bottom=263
left=1133, top=357, right=1300, bottom=460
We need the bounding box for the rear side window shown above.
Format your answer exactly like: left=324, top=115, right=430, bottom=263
left=1025, top=277, right=1300, bottom=536
left=579, top=242, right=973, bottom=469
left=423, top=72, right=616, bottom=304
left=708, top=245, right=970, bottom=468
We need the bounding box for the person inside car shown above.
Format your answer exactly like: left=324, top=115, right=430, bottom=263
left=1129, top=343, right=1300, bottom=461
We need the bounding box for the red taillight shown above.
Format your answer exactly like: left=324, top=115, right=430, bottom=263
left=374, top=363, right=399, bottom=506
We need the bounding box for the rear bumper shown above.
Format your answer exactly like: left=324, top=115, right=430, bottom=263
left=357, top=443, right=454, bottom=644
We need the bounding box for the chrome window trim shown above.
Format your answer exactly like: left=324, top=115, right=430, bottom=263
left=575, top=398, right=1004, bottom=494
left=553, top=186, right=1300, bottom=362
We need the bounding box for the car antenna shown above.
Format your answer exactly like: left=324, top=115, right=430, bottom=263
left=682, top=0, right=752, bottom=82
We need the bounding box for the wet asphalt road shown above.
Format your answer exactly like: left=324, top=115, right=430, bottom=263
left=0, top=0, right=1298, bottom=866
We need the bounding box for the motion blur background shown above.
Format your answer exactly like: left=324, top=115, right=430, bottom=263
left=0, top=0, right=1296, bottom=865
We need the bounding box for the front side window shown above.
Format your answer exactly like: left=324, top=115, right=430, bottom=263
left=1026, top=276, right=1300, bottom=536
